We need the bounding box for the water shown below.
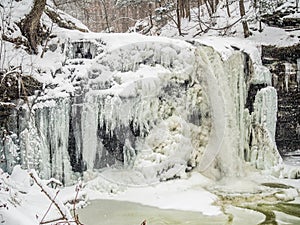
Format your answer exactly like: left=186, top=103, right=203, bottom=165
left=78, top=200, right=228, bottom=225
left=78, top=199, right=300, bottom=225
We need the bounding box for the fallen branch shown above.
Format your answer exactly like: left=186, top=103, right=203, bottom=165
left=29, top=172, right=70, bottom=221
left=40, top=190, right=59, bottom=224
left=29, top=171, right=84, bottom=225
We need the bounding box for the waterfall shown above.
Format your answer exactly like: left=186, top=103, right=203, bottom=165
left=0, top=35, right=282, bottom=183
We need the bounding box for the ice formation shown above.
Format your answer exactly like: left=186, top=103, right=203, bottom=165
left=297, top=59, right=300, bottom=91
left=0, top=33, right=282, bottom=184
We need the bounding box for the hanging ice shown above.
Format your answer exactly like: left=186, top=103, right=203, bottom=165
left=284, top=62, right=291, bottom=92
left=0, top=34, right=283, bottom=183
left=297, top=58, right=300, bottom=91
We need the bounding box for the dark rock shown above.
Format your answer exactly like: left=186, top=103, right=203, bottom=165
left=246, top=83, right=267, bottom=113
left=0, top=70, right=42, bottom=102
left=262, top=44, right=300, bottom=64
left=262, top=45, right=300, bottom=155
left=48, top=43, right=58, bottom=52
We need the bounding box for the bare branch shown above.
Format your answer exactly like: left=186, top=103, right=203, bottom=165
left=29, top=172, right=70, bottom=222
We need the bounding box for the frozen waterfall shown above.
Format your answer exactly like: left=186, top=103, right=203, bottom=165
left=0, top=34, right=282, bottom=184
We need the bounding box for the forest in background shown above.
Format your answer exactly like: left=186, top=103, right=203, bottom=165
left=54, top=0, right=297, bottom=37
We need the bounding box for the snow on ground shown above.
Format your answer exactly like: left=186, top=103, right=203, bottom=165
left=85, top=171, right=221, bottom=216
left=0, top=166, right=86, bottom=225
left=160, top=0, right=300, bottom=47
left=1, top=164, right=300, bottom=225
left=248, top=25, right=300, bottom=47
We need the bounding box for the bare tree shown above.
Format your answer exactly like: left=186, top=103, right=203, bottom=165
left=174, top=0, right=192, bottom=35
left=0, top=0, right=14, bottom=70
left=206, top=0, right=219, bottom=14
left=100, top=0, right=111, bottom=32
left=19, top=0, right=46, bottom=54
left=239, top=0, right=250, bottom=38
left=176, top=0, right=182, bottom=35
left=226, top=0, right=231, bottom=17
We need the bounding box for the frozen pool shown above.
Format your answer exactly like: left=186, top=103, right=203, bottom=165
left=77, top=199, right=269, bottom=225
left=78, top=199, right=300, bottom=225
left=78, top=199, right=228, bottom=225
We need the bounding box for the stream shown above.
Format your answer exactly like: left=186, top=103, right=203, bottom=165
left=78, top=199, right=300, bottom=225
left=77, top=199, right=228, bottom=225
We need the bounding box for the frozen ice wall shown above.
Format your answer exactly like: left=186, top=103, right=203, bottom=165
left=248, top=87, right=281, bottom=170
left=192, top=41, right=281, bottom=179
left=0, top=34, right=282, bottom=183
left=72, top=39, right=213, bottom=182
left=19, top=98, right=73, bottom=184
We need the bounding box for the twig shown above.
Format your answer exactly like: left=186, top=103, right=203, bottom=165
left=29, top=173, right=69, bottom=222
left=72, top=187, right=79, bottom=219
left=41, top=21, right=54, bottom=58
left=30, top=172, right=84, bottom=225
left=39, top=217, right=66, bottom=224
left=72, top=184, right=84, bottom=225
left=40, top=190, right=59, bottom=224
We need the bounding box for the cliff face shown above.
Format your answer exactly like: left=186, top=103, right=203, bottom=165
left=1, top=0, right=294, bottom=184
left=262, top=44, right=300, bottom=156
left=1, top=36, right=211, bottom=183
left=0, top=33, right=282, bottom=183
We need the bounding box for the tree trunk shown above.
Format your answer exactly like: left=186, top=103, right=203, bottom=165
left=20, top=0, right=46, bottom=54
left=176, top=0, right=182, bottom=35
left=239, top=0, right=250, bottom=38
left=208, top=0, right=214, bottom=13
left=148, top=3, right=153, bottom=28
left=100, top=0, right=110, bottom=33
left=205, top=0, right=212, bottom=17
left=185, top=0, right=191, bottom=20
left=226, top=0, right=231, bottom=17
left=208, top=0, right=218, bottom=14
left=197, top=0, right=203, bottom=31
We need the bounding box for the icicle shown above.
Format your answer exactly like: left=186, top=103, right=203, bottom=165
left=297, top=58, right=300, bottom=91
left=1, top=131, right=18, bottom=173
left=284, top=62, right=291, bottom=92
left=123, top=139, right=136, bottom=167
left=18, top=98, right=73, bottom=184
left=296, top=123, right=300, bottom=138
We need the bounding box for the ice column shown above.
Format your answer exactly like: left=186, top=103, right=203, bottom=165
left=297, top=58, right=300, bottom=91
left=19, top=98, right=73, bottom=184
left=251, top=87, right=281, bottom=169
left=81, top=94, right=99, bottom=170
left=0, top=133, right=18, bottom=173
left=284, top=62, right=291, bottom=92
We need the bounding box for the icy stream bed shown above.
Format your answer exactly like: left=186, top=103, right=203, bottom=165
left=78, top=200, right=227, bottom=225
left=76, top=170, right=300, bottom=225
left=77, top=199, right=300, bottom=225
left=77, top=200, right=256, bottom=225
